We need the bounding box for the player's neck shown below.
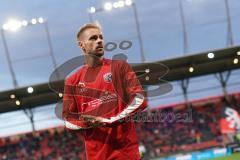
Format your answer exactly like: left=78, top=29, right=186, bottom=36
left=85, top=55, right=103, bottom=68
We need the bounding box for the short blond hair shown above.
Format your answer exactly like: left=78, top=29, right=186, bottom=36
left=76, top=22, right=101, bottom=40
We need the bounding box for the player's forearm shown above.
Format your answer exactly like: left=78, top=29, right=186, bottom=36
left=65, top=117, right=96, bottom=130
left=63, top=112, right=89, bottom=130
left=65, top=120, right=82, bottom=130
left=107, top=93, right=146, bottom=123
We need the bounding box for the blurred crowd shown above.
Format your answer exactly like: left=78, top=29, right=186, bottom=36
left=137, top=93, right=240, bottom=158
left=0, top=128, right=85, bottom=160
left=0, top=93, right=239, bottom=159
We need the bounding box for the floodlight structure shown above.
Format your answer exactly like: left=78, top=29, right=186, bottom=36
left=1, top=17, right=58, bottom=131
left=0, top=26, right=18, bottom=88
left=177, top=0, right=236, bottom=105
left=179, top=0, right=189, bottom=55
left=181, top=0, right=234, bottom=50
left=224, top=0, right=234, bottom=46
left=1, top=17, right=58, bottom=89
left=88, top=0, right=145, bottom=62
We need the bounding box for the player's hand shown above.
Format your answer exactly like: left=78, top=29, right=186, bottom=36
left=81, top=115, right=111, bottom=128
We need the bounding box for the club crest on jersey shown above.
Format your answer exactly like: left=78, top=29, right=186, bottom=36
left=103, top=72, right=112, bottom=83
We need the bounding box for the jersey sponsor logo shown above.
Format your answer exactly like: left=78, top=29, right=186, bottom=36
left=82, top=99, right=103, bottom=110
left=81, top=93, right=117, bottom=110
left=103, top=72, right=112, bottom=83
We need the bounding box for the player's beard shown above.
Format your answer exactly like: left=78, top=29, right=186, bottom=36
left=90, top=48, right=104, bottom=58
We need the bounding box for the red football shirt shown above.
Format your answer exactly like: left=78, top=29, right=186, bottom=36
left=63, top=58, right=147, bottom=160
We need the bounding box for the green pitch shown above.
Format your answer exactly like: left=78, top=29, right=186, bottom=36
left=210, top=153, right=240, bottom=160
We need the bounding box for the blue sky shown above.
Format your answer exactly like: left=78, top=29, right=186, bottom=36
left=0, top=0, right=240, bottom=137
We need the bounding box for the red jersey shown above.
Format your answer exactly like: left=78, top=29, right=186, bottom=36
left=63, top=58, right=147, bottom=160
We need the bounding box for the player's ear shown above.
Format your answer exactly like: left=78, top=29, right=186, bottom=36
left=78, top=41, right=86, bottom=52
left=77, top=40, right=81, bottom=47
left=77, top=40, right=83, bottom=48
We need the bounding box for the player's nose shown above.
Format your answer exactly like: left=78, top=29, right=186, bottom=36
left=96, top=37, right=103, bottom=45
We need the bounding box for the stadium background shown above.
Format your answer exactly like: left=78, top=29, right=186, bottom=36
left=0, top=0, right=240, bottom=159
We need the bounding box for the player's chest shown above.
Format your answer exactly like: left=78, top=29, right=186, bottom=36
left=78, top=65, right=114, bottom=90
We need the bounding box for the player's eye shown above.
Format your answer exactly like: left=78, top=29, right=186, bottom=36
left=89, top=35, right=98, bottom=41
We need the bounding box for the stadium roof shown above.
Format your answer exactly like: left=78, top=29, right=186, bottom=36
left=0, top=45, right=239, bottom=113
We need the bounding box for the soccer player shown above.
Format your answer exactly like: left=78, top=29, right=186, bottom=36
left=62, top=23, right=147, bottom=160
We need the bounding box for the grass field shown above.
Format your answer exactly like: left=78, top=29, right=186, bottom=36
left=210, top=153, right=240, bottom=160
